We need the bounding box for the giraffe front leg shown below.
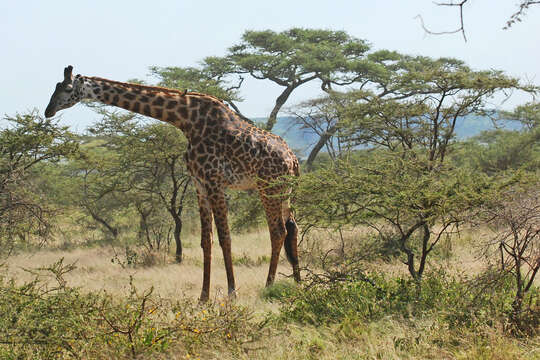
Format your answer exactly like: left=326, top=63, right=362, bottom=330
left=208, top=188, right=236, bottom=298
left=195, top=183, right=213, bottom=303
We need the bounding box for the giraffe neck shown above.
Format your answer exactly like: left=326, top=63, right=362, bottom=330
left=78, top=76, right=227, bottom=137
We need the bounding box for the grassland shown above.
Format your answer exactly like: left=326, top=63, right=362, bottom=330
left=1, top=227, right=539, bottom=359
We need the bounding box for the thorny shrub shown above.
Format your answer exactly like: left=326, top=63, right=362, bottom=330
left=0, top=259, right=265, bottom=359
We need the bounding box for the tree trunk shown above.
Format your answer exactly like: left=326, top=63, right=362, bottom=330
left=265, top=86, right=295, bottom=131
left=87, top=206, right=118, bottom=239
left=512, top=256, right=524, bottom=326
left=417, top=223, right=431, bottom=280
left=398, top=222, right=425, bottom=283
left=173, top=217, right=182, bottom=263
left=305, top=126, right=338, bottom=171
left=137, top=208, right=153, bottom=250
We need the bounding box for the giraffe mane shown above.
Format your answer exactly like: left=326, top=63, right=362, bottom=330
left=87, top=76, right=225, bottom=103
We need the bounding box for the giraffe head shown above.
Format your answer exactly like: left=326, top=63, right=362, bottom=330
left=45, top=65, right=84, bottom=118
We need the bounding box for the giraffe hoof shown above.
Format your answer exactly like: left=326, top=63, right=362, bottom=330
left=293, top=267, right=301, bottom=283
left=199, top=292, right=209, bottom=304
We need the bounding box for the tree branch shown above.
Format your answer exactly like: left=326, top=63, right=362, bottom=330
left=415, top=0, right=468, bottom=42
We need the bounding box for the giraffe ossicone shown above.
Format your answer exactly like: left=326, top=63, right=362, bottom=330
left=45, top=65, right=301, bottom=302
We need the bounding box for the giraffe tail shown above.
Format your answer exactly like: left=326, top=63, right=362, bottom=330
left=284, top=216, right=301, bottom=282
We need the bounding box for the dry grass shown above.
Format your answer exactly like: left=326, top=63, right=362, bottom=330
left=4, top=225, right=520, bottom=302
left=2, top=225, right=500, bottom=320
left=3, top=229, right=289, bottom=311
left=2, top=226, right=539, bottom=359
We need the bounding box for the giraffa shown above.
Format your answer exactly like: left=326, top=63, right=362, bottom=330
left=45, top=66, right=301, bottom=301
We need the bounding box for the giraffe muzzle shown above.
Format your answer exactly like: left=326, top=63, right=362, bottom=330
left=44, top=105, right=56, bottom=118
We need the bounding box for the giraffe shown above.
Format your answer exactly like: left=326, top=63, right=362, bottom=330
left=45, top=65, right=301, bottom=301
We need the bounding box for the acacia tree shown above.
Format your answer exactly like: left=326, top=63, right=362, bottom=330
left=502, top=101, right=540, bottom=130
left=87, top=111, right=194, bottom=262
left=454, top=101, right=540, bottom=174
left=291, top=54, right=532, bottom=169
left=479, top=183, right=540, bottom=328
left=297, top=154, right=491, bottom=282
left=70, top=140, right=128, bottom=240
left=286, top=51, right=403, bottom=169
left=466, top=129, right=540, bottom=174
left=155, top=29, right=380, bottom=131
left=46, top=110, right=137, bottom=241
left=295, top=56, right=534, bottom=282
left=289, top=93, right=356, bottom=170
left=0, top=111, right=78, bottom=253
left=220, top=28, right=375, bottom=130
left=116, top=122, right=193, bottom=263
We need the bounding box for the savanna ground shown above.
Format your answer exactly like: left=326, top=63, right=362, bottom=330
left=1, top=223, right=538, bottom=360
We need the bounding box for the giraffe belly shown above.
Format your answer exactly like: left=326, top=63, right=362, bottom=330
left=226, top=176, right=256, bottom=190
left=221, top=160, right=256, bottom=190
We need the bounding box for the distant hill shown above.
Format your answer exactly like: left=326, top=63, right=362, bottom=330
left=452, top=114, right=522, bottom=138
left=255, top=115, right=523, bottom=157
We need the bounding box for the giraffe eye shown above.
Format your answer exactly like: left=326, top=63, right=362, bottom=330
left=65, top=85, right=74, bottom=93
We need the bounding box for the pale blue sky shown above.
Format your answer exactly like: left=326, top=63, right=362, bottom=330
left=1, top=1, right=538, bottom=131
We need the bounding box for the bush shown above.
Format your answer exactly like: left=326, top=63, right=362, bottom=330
left=228, top=190, right=266, bottom=233
left=261, top=280, right=299, bottom=302
left=0, top=259, right=264, bottom=359
left=277, top=270, right=520, bottom=330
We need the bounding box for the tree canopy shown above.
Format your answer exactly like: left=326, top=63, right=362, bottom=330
left=0, top=111, right=78, bottom=253
left=293, top=54, right=535, bottom=281
left=222, top=28, right=375, bottom=130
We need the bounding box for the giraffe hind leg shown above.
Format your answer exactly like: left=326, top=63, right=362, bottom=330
left=258, top=191, right=286, bottom=287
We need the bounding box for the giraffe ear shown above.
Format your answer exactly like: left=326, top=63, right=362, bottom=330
left=63, top=65, right=74, bottom=83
